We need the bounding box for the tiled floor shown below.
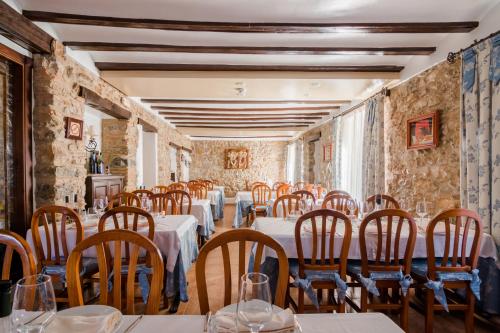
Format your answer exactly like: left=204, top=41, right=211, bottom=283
left=173, top=204, right=498, bottom=333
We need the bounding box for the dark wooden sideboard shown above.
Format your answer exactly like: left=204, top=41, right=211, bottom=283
left=85, top=174, right=124, bottom=208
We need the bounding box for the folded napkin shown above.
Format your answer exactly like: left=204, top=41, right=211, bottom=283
left=48, top=309, right=121, bottom=333
left=216, top=306, right=295, bottom=332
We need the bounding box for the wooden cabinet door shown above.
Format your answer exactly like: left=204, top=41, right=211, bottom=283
left=109, top=182, right=122, bottom=197
left=94, top=181, right=108, bottom=199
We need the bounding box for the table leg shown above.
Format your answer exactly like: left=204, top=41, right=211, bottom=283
left=169, top=292, right=181, bottom=313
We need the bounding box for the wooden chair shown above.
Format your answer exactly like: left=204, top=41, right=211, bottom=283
left=187, top=180, right=200, bottom=187
left=179, top=181, right=188, bottom=188
left=366, top=194, right=400, bottom=211
left=273, top=194, right=301, bottom=218
left=292, top=190, right=316, bottom=203
left=322, top=194, right=358, bottom=216
left=346, top=209, right=417, bottom=332
left=107, top=192, right=141, bottom=209
left=188, top=183, right=208, bottom=200
left=248, top=181, right=266, bottom=191
left=31, top=205, right=98, bottom=303
left=293, top=181, right=306, bottom=191
left=291, top=209, right=352, bottom=313
left=167, top=182, right=186, bottom=191
left=195, top=229, right=289, bottom=315
left=276, top=183, right=292, bottom=198
left=252, top=184, right=272, bottom=219
left=411, top=209, right=482, bottom=333
left=166, top=190, right=192, bottom=214
left=272, top=181, right=286, bottom=191
left=325, top=190, right=352, bottom=198
left=152, top=185, right=169, bottom=194
left=67, top=229, right=164, bottom=315
left=0, top=230, right=36, bottom=279
left=98, top=206, right=155, bottom=241
left=132, top=189, right=154, bottom=198
left=150, top=193, right=177, bottom=214
left=200, top=179, right=214, bottom=190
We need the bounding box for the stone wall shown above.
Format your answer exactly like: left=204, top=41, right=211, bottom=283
left=190, top=140, right=287, bottom=197
left=33, top=41, right=190, bottom=207
left=384, top=60, right=461, bottom=213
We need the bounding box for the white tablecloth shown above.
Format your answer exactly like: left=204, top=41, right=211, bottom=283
left=252, top=217, right=498, bottom=260
left=233, top=191, right=277, bottom=228
left=190, top=199, right=215, bottom=237
left=26, top=215, right=198, bottom=273
left=113, top=313, right=403, bottom=333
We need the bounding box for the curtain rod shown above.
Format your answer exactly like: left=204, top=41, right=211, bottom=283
left=447, top=29, right=500, bottom=63
left=331, top=87, right=389, bottom=120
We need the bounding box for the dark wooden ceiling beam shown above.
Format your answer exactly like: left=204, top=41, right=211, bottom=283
left=143, top=98, right=350, bottom=105
left=95, top=63, right=404, bottom=72
left=176, top=124, right=308, bottom=129
left=23, top=11, right=478, bottom=33
left=164, top=116, right=323, bottom=121
left=64, top=42, right=436, bottom=55
left=154, top=105, right=338, bottom=112
left=171, top=121, right=315, bottom=125
left=0, top=3, right=53, bottom=53
left=159, top=112, right=330, bottom=117
left=191, top=135, right=293, bottom=139
left=79, top=86, right=131, bottom=119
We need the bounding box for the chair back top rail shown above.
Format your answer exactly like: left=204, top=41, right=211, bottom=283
left=66, top=229, right=164, bottom=315
left=132, top=189, right=154, bottom=198
left=252, top=184, right=272, bottom=206
left=273, top=194, right=301, bottom=218
left=359, top=209, right=417, bottom=275
left=166, top=190, right=192, bottom=214
left=292, top=190, right=315, bottom=203
left=295, top=209, right=352, bottom=278
left=366, top=194, right=400, bottom=211
left=322, top=193, right=358, bottom=216
left=167, top=182, right=186, bottom=191
left=150, top=193, right=178, bottom=214
left=188, top=183, right=208, bottom=200
left=108, top=192, right=141, bottom=209
left=426, top=208, right=483, bottom=278
left=276, top=183, right=292, bottom=198
left=31, top=205, right=83, bottom=269
left=0, top=230, right=37, bottom=279
left=195, top=229, right=289, bottom=315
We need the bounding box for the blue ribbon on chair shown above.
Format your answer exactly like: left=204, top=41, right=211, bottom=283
left=425, top=269, right=481, bottom=312
left=292, top=272, right=348, bottom=309
left=106, top=265, right=153, bottom=304
left=358, top=270, right=413, bottom=297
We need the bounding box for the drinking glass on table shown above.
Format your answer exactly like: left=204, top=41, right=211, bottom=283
left=11, top=275, right=56, bottom=333
left=416, top=201, right=428, bottom=230
left=347, top=200, right=358, bottom=227
left=237, top=273, right=273, bottom=333
left=93, top=198, right=105, bottom=217
left=208, top=313, right=237, bottom=333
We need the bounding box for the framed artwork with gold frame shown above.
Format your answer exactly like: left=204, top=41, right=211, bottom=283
left=407, top=111, right=439, bottom=150
left=224, top=148, right=249, bottom=169
left=65, top=117, right=84, bottom=140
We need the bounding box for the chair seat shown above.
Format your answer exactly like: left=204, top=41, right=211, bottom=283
left=42, top=257, right=99, bottom=282
left=347, top=261, right=404, bottom=281
left=411, top=258, right=476, bottom=282
left=289, top=259, right=340, bottom=282
left=254, top=205, right=268, bottom=211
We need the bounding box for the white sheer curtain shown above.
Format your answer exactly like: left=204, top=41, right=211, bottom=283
left=337, top=107, right=366, bottom=201
left=286, top=142, right=296, bottom=183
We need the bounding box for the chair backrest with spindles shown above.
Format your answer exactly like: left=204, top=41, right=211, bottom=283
left=249, top=181, right=266, bottom=191
left=132, top=189, right=154, bottom=198
left=272, top=181, right=286, bottom=191
left=195, top=229, right=289, bottom=315
left=293, top=181, right=306, bottom=191
left=366, top=194, right=400, bottom=211
left=167, top=182, right=186, bottom=191
left=188, top=183, right=208, bottom=199
left=322, top=194, right=358, bottom=216
left=273, top=194, right=301, bottom=218
left=276, top=183, right=291, bottom=198
left=31, top=205, right=83, bottom=271
left=152, top=185, right=169, bottom=194
left=0, top=230, right=37, bottom=279
left=359, top=209, right=417, bottom=275
left=292, top=190, right=315, bottom=203
left=252, top=184, right=271, bottom=206
left=67, top=229, right=163, bottom=315
left=166, top=190, right=192, bottom=214
left=426, top=209, right=482, bottom=280
left=199, top=179, right=214, bottom=190
left=325, top=190, right=351, bottom=198
left=150, top=193, right=177, bottom=214
left=108, top=192, right=141, bottom=209
left=295, top=209, right=351, bottom=280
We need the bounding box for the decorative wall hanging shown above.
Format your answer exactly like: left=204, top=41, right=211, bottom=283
left=323, top=143, right=333, bottom=161
left=65, top=117, right=84, bottom=140
left=406, top=111, right=439, bottom=150
left=225, top=148, right=249, bottom=169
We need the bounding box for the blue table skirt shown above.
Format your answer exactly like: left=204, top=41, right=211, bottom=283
left=211, top=191, right=225, bottom=221
left=233, top=199, right=254, bottom=228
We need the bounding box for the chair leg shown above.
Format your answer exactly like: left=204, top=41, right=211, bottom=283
left=360, top=288, right=368, bottom=312
left=425, top=289, right=434, bottom=333
left=400, top=290, right=410, bottom=333
left=298, top=288, right=304, bottom=314
left=465, top=287, right=475, bottom=333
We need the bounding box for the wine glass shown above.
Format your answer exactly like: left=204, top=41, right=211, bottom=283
left=375, top=194, right=383, bottom=211
left=11, top=275, right=56, bottom=333
left=346, top=200, right=358, bottom=227
left=237, top=273, right=273, bottom=333
left=416, top=201, right=428, bottom=230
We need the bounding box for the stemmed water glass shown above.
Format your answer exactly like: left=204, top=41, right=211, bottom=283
left=237, top=273, right=273, bottom=333
left=93, top=198, right=105, bottom=217
left=416, top=201, right=428, bottom=230
left=11, top=275, right=56, bottom=333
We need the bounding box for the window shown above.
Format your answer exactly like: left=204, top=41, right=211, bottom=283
left=286, top=142, right=296, bottom=183
left=336, top=106, right=365, bottom=201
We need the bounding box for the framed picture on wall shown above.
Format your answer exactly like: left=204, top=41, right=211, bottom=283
left=406, top=111, right=439, bottom=150
left=323, top=143, right=333, bottom=161
left=224, top=148, right=249, bottom=169
left=64, top=117, right=84, bottom=140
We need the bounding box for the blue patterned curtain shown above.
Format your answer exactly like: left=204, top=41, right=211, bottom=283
left=361, top=95, right=385, bottom=199
left=460, top=34, right=500, bottom=253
